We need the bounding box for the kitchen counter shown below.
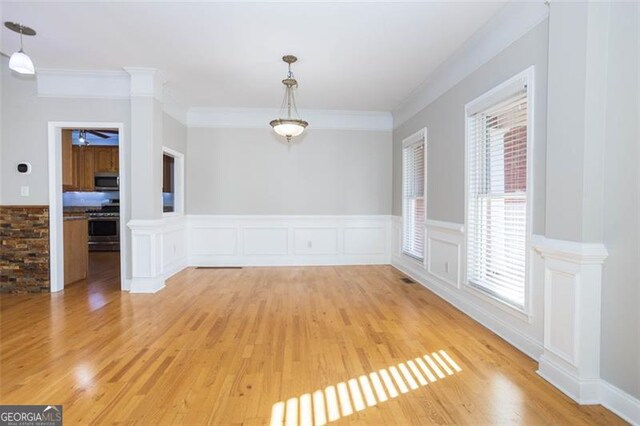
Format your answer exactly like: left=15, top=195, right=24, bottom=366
left=63, top=208, right=89, bottom=221
left=63, top=214, right=88, bottom=221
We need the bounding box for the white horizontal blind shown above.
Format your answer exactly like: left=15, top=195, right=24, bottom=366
left=467, top=87, right=528, bottom=309
left=403, top=140, right=425, bottom=260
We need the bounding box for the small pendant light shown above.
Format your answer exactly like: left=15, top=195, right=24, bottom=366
left=4, top=22, right=37, bottom=75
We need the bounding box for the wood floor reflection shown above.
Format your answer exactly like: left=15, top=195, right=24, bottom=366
left=0, top=263, right=623, bottom=424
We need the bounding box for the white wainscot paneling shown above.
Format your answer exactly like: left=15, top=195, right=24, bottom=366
left=426, top=221, right=463, bottom=288
left=391, top=216, right=402, bottom=258
left=344, top=227, right=386, bottom=255
left=293, top=228, right=338, bottom=255
left=546, top=267, right=577, bottom=363
left=128, top=219, right=165, bottom=293
left=187, top=215, right=391, bottom=266
left=534, top=236, right=608, bottom=404
left=244, top=227, right=289, bottom=255
left=191, top=227, right=237, bottom=256
left=162, top=217, right=188, bottom=279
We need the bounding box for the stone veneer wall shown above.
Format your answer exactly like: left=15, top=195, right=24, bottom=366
left=0, top=206, right=50, bottom=293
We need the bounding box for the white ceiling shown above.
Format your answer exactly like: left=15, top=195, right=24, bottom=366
left=1, top=1, right=508, bottom=111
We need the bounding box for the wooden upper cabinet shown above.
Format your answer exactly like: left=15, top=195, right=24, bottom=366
left=62, top=130, right=74, bottom=189
left=94, top=147, right=119, bottom=173
left=65, top=145, right=119, bottom=192
left=72, top=146, right=95, bottom=191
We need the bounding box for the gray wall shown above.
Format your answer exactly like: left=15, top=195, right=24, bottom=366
left=392, top=20, right=548, bottom=237
left=600, top=1, right=640, bottom=399
left=186, top=127, right=392, bottom=215
left=1, top=62, right=131, bottom=206
left=163, top=113, right=187, bottom=154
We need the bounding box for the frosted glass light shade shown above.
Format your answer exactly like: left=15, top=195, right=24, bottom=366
left=270, top=118, right=308, bottom=139
left=9, top=50, right=35, bottom=75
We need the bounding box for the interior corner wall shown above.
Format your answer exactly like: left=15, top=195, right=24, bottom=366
left=186, top=127, right=392, bottom=215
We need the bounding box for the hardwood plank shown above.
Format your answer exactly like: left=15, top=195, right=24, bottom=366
left=0, top=257, right=624, bottom=424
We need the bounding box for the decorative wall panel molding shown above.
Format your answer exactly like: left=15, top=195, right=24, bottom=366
left=161, top=216, right=188, bottom=280
left=128, top=216, right=188, bottom=293
left=533, top=235, right=609, bottom=404
left=391, top=216, right=544, bottom=360
left=425, top=220, right=464, bottom=288
left=187, top=215, right=391, bottom=266
left=128, top=219, right=165, bottom=293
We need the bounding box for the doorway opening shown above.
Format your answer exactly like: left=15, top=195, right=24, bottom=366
left=48, top=122, right=127, bottom=292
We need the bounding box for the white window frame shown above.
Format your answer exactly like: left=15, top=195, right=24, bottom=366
left=463, top=67, right=535, bottom=320
left=402, top=127, right=427, bottom=265
left=162, top=146, right=185, bottom=217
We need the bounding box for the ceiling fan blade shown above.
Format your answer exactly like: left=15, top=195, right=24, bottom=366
left=87, top=130, right=111, bottom=139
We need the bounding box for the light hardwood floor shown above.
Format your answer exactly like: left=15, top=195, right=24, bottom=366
left=0, top=257, right=623, bottom=424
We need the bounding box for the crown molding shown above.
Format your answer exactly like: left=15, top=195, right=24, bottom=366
left=187, top=107, right=393, bottom=131
left=123, top=67, right=166, bottom=101
left=392, top=1, right=549, bottom=129
left=36, top=68, right=130, bottom=100
left=33, top=69, right=388, bottom=130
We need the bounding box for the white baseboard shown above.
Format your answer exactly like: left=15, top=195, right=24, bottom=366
left=600, top=380, right=640, bottom=425
left=537, top=354, right=600, bottom=404
left=129, top=276, right=165, bottom=293
left=538, top=355, right=640, bottom=424
left=392, top=255, right=543, bottom=361
left=163, top=257, right=188, bottom=280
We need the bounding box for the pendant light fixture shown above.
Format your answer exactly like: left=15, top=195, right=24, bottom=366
left=4, top=22, right=36, bottom=75
left=270, top=55, right=308, bottom=142
left=78, top=130, right=89, bottom=146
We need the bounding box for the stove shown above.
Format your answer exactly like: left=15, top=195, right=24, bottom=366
left=87, top=200, right=120, bottom=251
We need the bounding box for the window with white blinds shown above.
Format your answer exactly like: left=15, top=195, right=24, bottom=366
left=402, top=132, right=425, bottom=260
left=466, top=74, right=531, bottom=311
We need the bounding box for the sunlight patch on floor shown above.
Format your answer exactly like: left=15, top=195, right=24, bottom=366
left=270, top=350, right=463, bottom=426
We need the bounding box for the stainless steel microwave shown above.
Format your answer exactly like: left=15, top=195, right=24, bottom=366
left=94, top=173, right=119, bottom=191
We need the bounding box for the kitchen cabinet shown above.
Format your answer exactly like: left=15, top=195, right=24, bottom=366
left=62, top=129, right=74, bottom=189
left=65, top=146, right=120, bottom=192
left=64, top=218, right=88, bottom=285
left=72, top=146, right=95, bottom=191
left=94, top=147, right=119, bottom=173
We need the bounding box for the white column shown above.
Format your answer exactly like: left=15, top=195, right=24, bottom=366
left=538, top=1, right=612, bottom=403
left=534, top=237, right=608, bottom=403
left=125, top=68, right=166, bottom=293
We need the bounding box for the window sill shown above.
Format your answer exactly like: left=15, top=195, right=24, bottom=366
left=462, top=282, right=532, bottom=324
